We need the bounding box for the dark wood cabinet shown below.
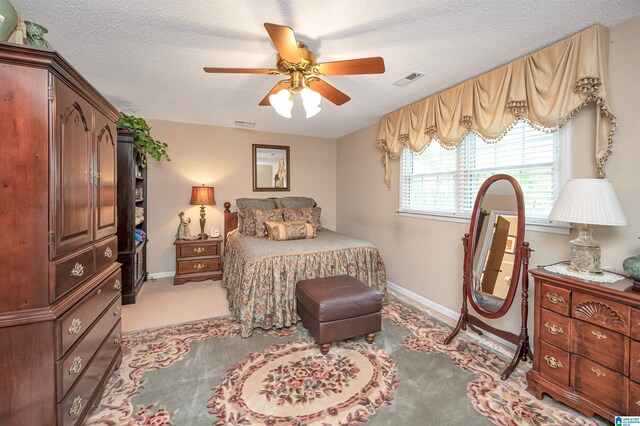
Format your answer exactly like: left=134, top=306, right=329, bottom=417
left=0, top=43, right=121, bottom=425
left=116, top=131, right=148, bottom=304
left=527, top=267, right=640, bottom=420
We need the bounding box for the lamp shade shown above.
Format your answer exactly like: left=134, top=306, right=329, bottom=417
left=548, top=179, right=627, bottom=226
left=189, top=185, right=216, bottom=206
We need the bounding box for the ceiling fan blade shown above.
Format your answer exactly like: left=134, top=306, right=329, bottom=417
left=264, top=23, right=301, bottom=63
left=203, top=67, right=273, bottom=74
left=315, top=57, right=385, bottom=76
left=306, top=79, right=351, bottom=105
left=259, top=81, right=291, bottom=106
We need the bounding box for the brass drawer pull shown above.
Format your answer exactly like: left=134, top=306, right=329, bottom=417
left=68, top=318, right=82, bottom=335
left=113, top=306, right=121, bottom=317
left=544, top=355, right=563, bottom=369
left=591, top=330, right=607, bottom=340
left=591, top=367, right=606, bottom=377
left=545, top=292, right=565, bottom=305
left=194, top=263, right=206, bottom=270
left=97, top=288, right=102, bottom=295
left=70, top=263, right=84, bottom=277
left=114, top=333, right=122, bottom=345
left=544, top=322, right=564, bottom=335
left=69, top=396, right=83, bottom=416
left=104, top=247, right=113, bottom=258
left=114, top=279, right=122, bottom=290
left=69, top=356, right=82, bottom=375
left=193, top=247, right=205, bottom=254
left=636, top=400, right=640, bottom=408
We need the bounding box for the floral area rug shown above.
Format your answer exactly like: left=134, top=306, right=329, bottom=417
left=86, top=299, right=600, bottom=425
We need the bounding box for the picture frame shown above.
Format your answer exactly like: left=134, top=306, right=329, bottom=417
left=505, top=235, right=516, bottom=254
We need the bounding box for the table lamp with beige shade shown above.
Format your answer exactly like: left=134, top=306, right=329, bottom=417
left=189, top=185, right=216, bottom=238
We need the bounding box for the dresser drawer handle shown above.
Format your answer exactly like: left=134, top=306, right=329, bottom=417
left=636, top=400, right=640, bottom=408
left=591, top=367, right=606, bottom=377
left=113, top=305, right=121, bottom=317
left=193, top=247, right=205, bottom=254
left=97, top=288, right=102, bottom=295
left=69, top=396, right=83, bottom=416
left=194, top=263, right=205, bottom=270
left=68, top=318, right=82, bottom=335
left=114, top=333, right=122, bottom=345
left=70, top=263, right=84, bottom=277
left=69, top=356, right=82, bottom=375
left=544, top=355, right=563, bottom=369
left=545, top=292, right=565, bottom=305
left=591, top=330, right=607, bottom=340
left=114, top=279, right=122, bottom=290
left=104, top=247, right=113, bottom=258
left=544, top=322, right=564, bottom=335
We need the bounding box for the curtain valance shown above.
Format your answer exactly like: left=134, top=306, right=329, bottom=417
left=376, top=25, right=616, bottom=188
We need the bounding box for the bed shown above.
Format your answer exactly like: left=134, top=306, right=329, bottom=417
left=221, top=200, right=388, bottom=337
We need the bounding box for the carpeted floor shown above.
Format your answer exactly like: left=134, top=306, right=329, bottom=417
left=87, top=299, right=602, bottom=425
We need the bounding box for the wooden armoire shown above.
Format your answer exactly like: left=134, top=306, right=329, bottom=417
left=0, top=43, right=122, bottom=425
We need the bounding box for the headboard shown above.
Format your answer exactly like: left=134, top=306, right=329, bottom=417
left=223, top=202, right=238, bottom=239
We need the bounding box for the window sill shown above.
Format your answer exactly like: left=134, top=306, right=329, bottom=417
left=397, top=211, right=571, bottom=235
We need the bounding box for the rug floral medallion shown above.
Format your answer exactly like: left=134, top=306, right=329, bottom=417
left=86, top=300, right=600, bottom=425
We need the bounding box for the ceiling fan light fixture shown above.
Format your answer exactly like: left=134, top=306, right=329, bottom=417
left=301, top=87, right=322, bottom=118
left=269, top=88, right=293, bottom=118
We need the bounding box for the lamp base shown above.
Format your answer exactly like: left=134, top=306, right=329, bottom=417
left=569, top=224, right=601, bottom=274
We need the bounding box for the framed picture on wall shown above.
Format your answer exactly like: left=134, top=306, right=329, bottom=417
left=505, top=235, right=516, bottom=254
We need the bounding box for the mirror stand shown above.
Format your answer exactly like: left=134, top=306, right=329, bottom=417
left=444, top=234, right=532, bottom=380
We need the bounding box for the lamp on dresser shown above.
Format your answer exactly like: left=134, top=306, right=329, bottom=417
left=548, top=178, right=627, bottom=273
left=190, top=185, right=216, bottom=238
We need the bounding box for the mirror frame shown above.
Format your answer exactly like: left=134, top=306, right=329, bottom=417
left=252, top=144, right=290, bottom=192
left=466, top=174, right=525, bottom=319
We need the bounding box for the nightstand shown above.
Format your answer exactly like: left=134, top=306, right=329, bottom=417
left=173, top=237, right=223, bottom=285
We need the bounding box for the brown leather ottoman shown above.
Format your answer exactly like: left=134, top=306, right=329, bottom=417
left=296, top=275, right=383, bottom=354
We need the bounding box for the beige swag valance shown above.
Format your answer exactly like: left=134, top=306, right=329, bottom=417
left=376, top=25, right=616, bottom=188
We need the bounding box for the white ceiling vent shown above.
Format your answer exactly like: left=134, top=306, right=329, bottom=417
left=234, top=120, right=256, bottom=129
left=392, top=71, right=425, bottom=87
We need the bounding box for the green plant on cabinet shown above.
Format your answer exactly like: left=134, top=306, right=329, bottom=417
left=116, top=113, right=170, bottom=167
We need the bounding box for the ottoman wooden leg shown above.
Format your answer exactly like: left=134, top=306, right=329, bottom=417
left=320, top=343, right=331, bottom=355
left=365, top=333, right=376, bottom=344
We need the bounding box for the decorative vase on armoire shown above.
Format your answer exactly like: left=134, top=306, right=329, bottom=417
left=0, top=0, right=18, bottom=42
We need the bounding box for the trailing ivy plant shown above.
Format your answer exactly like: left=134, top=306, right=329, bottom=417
left=116, top=113, right=170, bottom=167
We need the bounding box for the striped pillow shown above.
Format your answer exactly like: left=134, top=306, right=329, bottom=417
left=265, top=221, right=316, bottom=241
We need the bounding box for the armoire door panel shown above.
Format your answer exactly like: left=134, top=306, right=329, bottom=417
left=53, top=79, right=93, bottom=258
left=94, top=114, right=117, bottom=240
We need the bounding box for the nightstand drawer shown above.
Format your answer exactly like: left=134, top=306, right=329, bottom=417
left=540, top=341, right=570, bottom=386
left=540, top=283, right=570, bottom=316
left=572, top=292, right=630, bottom=335
left=179, top=242, right=218, bottom=258
left=572, top=355, right=627, bottom=414
left=177, top=258, right=220, bottom=274
left=571, top=319, right=628, bottom=375
left=540, top=309, right=570, bottom=351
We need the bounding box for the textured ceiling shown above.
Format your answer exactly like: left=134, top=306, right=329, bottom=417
left=11, top=1, right=640, bottom=139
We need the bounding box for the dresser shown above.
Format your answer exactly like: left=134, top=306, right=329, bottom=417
left=173, top=238, right=223, bottom=285
left=527, top=267, right=640, bottom=419
left=0, top=43, right=121, bottom=425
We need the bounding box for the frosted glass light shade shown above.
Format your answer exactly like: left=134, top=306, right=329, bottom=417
left=301, top=87, right=322, bottom=118
left=549, top=179, right=627, bottom=226
left=269, top=89, right=293, bottom=118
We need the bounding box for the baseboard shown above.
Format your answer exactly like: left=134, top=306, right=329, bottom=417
left=147, top=271, right=176, bottom=279
left=387, top=281, right=517, bottom=353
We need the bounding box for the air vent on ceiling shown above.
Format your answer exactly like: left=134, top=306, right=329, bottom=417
left=235, top=120, right=256, bottom=129
left=392, top=71, right=425, bottom=87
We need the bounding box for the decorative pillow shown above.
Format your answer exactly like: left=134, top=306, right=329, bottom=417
left=265, top=221, right=316, bottom=241
left=238, top=210, right=257, bottom=236
left=253, top=209, right=284, bottom=238
left=236, top=198, right=277, bottom=211
left=275, top=196, right=316, bottom=209
left=282, top=206, right=322, bottom=232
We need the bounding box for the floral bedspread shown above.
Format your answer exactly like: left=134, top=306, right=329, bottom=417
left=222, top=230, right=388, bottom=337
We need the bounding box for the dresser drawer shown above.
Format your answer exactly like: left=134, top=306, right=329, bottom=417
left=56, top=296, right=121, bottom=401
left=540, top=283, right=570, bottom=316
left=631, top=308, right=640, bottom=341
left=57, top=320, right=122, bottom=426
left=630, top=380, right=640, bottom=416
left=53, top=246, right=96, bottom=301
left=57, top=269, right=122, bottom=357
left=539, top=341, right=570, bottom=386
left=540, top=309, right=570, bottom=351
left=571, top=319, right=628, bottom=375
left=630, top=340, right=640, bottom=383
left=179, top=242, right=219, bottom=258
left=177, top=257, right=220, bottom=274
left=94, top=235, right=117, bottom=273
left=572, top=292, right=630, bottom=335
left=571, top=355, right=627, bottom=414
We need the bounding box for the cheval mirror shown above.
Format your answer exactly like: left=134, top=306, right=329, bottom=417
left=444, top=174, right=532, bottom=380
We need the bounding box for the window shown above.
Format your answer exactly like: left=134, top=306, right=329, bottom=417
left=399, top=120, right=569, bottom=223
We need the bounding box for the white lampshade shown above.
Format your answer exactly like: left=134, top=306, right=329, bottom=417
left=549, top=179, right=627, bottom=226
left=301, top=87, right=322, bottom=118
left=269, top=89, right=293, bottom=118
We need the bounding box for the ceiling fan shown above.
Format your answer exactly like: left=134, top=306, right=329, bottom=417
left=203, top=23, right=385, bottom=118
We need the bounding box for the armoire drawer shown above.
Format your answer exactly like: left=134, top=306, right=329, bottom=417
left=631, top=308, right=640, bottom=341
left=630, top=380, right=640, bottom=416
left=94, top=235, right=118, bottom=273
left=571, top=355, right=627, bottom=414
left=53, top=246, right=96, bottom=301
left=177, top=257, right=220, bottom=274
left=539, top=341, right=570, bottom=386
left=571, top=319, right=628, bottom=375
left=57, top=269, right=122, bottom=357
left=540, top=309, right=570, bottom=351
left=572, top=292, right=630, bottom=335
left=56, top=296, right=121, bottom=401
left=540, top=283, right=570, bottom=316
left=630, top=340, right=640, bottom=383
left=57, top=320, right=122, bottom=426
left=179, top=242, right=218, bottom=258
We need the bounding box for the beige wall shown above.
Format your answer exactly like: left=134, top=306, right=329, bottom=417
left=145, top=120, right=337, bottom=274
left=336, top=16, right=640, bottom=333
